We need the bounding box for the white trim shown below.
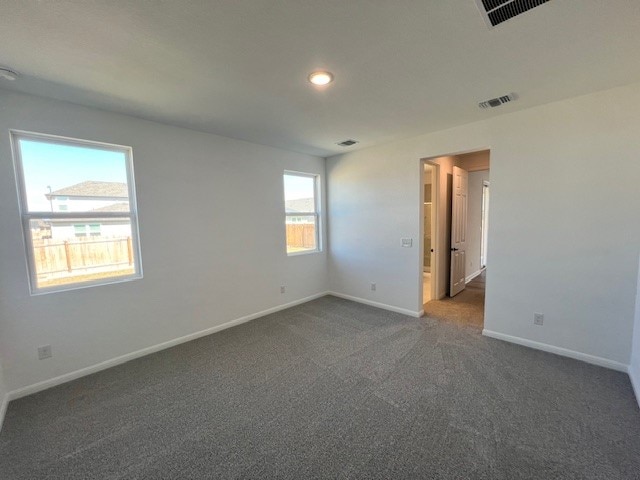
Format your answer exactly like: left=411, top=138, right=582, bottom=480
left=0, top=393, right=8, bottom=432
left=465, top=268, right=484, bottom=284
left=629, top=361, right=640, bottom=410
left=286, top=249, right=321, bottom=257
left=328, top=291, right=423, bottom=318
left=482, top=329, right=629, bottom=372
left=6, top=292, right=329, bottom=401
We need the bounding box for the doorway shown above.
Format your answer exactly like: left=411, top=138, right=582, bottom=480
left=420, top=150, right=490, bottom=328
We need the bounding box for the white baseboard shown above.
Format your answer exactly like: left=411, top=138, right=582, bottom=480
left=482, top=329, right=629, bottom=372
left=327, top=291, right=423, bottom=318
left=465, top=268, right=484, bottom=284
left=6, top=292, right=330, bottom=402
left=0, top=393, right=8, bottom=432
left=629, top=361, right=640, bottom=410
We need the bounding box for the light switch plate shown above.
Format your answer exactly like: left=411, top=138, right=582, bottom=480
left=38, top=345, right=52, bottom=360
left=401, top=238, right=413, bottom=248
left=533, top=313, right=544, bottom=326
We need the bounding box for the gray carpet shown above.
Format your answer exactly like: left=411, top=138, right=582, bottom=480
left=424, top=272, right=486, bottom=329
left=1, top=296, right=639, bottom=479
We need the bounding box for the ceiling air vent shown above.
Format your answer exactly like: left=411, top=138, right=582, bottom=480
left=479, top=93, right=516, bottom=109
left=475, top=0, right=551, bottom=28
left=337, top=139, right=358, bottom=147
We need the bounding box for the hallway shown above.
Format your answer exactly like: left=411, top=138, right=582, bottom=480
left=423, top=271, right=485, bottom=329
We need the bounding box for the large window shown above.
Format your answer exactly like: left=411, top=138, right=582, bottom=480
left=11, top=131, right=142, bottom=294
left=283, top=171, right=320, bottom=255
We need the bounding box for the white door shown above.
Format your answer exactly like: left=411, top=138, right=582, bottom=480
left=450, top=166, right=468, bottom=297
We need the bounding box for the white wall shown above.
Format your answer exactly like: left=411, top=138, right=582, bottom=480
left=630, top=254, right=640, bottom=406
left=49, top=221, right=131, bottom=240
left=327, top=81, right=640, bottom=368
left=466, top=170, right=490, bottom=278
left=54, top=197, right=126, bottom=212
left=0, top=89, right=328, bottom=393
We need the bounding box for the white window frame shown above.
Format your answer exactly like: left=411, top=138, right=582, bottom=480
left=10, top=130, right=143, bottom=294
left=283, top=171, right=321, bottom=256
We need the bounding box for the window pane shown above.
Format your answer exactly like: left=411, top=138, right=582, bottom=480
left=29, top=218, right=136, bottom=289
left=18, top=138, right=130, bottom=213
left=284, top=174, right=315, bottom=213
left=13, top=133, right=141, bottom=293
left=285, top=215, right=317, bottom=253
left=73, top=224, right=87, bottom=237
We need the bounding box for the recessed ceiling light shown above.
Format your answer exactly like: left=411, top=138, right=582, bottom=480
left=308, top=71, right=334, bottom=86
left=0, top=67, right=18, bottom=81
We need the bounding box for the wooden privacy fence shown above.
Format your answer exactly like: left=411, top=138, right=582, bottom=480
left=33, top=237, right=133, bottom=276
left=286, top=223, right=316, bottom=248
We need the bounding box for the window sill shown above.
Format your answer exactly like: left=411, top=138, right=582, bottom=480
left=30, top=272, right=143, bottom=296
left=286, top=249, right=322, bottom=257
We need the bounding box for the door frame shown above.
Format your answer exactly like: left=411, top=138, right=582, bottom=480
left=420, top=159, right=439, bottom=306
left=481, top=180, right=490, bottom=269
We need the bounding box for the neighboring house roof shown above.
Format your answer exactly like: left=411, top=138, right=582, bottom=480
left=47, top=181, right=128, bottom=198
left=285, top=197, right=315, bottom=213
left=91, top=202, right=130, bottom=213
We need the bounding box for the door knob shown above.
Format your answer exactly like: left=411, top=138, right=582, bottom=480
left=451, top=247, right=459, bottom=251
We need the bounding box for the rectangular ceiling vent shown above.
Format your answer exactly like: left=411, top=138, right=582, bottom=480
left=475, top=0, right=551, bottom=28
left=479, top=93, right=516, bottom=109
left=337, top=139, right=358, bottom=147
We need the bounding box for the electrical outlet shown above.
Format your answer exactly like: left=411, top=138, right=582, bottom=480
left=38, top=345, right=52, bottom=360
left=280, top=286, right=286, bottom=294
left=370, top=283, right=377, bottom=291
left=533, top=313, right=544, bottom=326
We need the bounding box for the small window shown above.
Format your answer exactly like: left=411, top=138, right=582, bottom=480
left=283, top=171, right=320, bottom=255
left=89, top=224, right=101, bottom=236
left=12, top=131, right=142, bottom=293
left=73, top=224, right=87, bottom=237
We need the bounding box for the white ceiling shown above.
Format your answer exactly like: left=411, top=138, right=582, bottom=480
left=1, top=0, right=639, bottom=157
